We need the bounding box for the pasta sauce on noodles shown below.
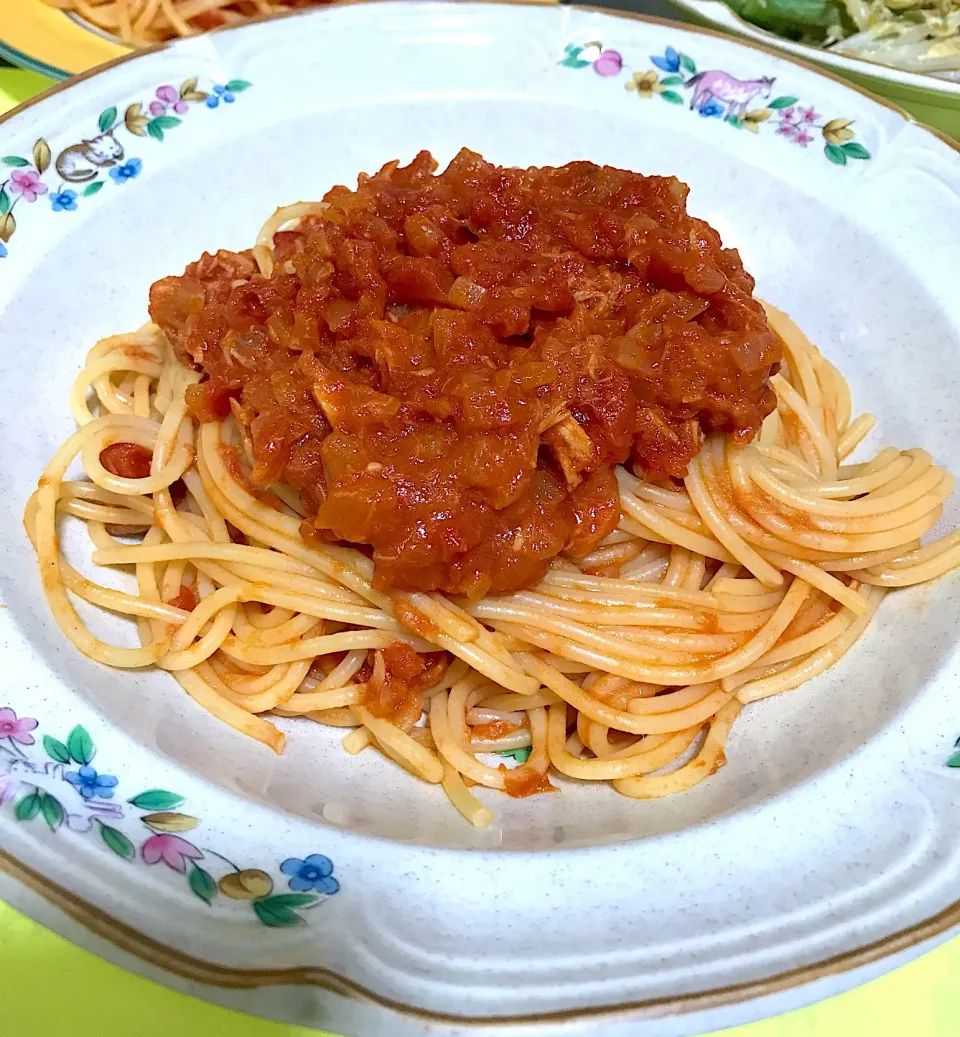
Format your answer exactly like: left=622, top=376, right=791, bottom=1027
left=27, top=151, right=960, bottom=828
left=148, top=150, right=781, bottom=598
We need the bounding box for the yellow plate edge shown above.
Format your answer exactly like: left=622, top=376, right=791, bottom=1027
left=3, top=0, right=132, bottom=79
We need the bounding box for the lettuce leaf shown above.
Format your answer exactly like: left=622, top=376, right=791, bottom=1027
left=724, top=0, right=851, bottom=43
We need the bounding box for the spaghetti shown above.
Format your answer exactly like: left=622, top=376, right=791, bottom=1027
left=25, top=228, right=960, bottom=829
left=44, top=0, right=323, bottom=44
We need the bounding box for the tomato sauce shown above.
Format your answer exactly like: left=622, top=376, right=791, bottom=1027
left=149, top=150, right=780, bottom=597
left=100, top=442, right=153, bottom=479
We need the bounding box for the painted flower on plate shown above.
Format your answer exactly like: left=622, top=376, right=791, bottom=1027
left=0, top=708, right=38, bottom=745
left=822, top=118, right=855, bottom=145
left=141, top=833, right=203, bottom=872
left=650, top=46, right=681, bottom=73
left=66, top=765, right=118, bottom=799
left=8, top=170, right=47, bottom=203
left=205, top=85, right=235, bottom=108
left=626, top=70, right=663, bottom=99
left=280, top=854, right=339, bottom=894
left=50, top=189, right=78, bottom=212
left=149, top=84, right=188, bottom=116
left=109, top=158, right=143, bottom=184
left=699, top=97, right=725, bottom=119
left=592, top=49, right=622, bottom=76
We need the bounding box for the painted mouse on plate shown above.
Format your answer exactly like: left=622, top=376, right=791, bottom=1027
left=55, top=130, right=125, bottom=183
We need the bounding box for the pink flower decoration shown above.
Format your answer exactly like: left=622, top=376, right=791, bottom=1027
left=593, top=49, right=623, bottom=77
left=152, top=85, right=188, bottom=115
left=777, top=122, right=800, bottom=141
left=8, top=170, right=48, bottom=203
left=0, top=707, right=38, bottom=745
left=141, top=833, right=203, bottom=872
left=799, top=107, right=818, bottom=123
left=795, top=131, right=813, bottom=147
left=781, top=107, right=796, bottom=122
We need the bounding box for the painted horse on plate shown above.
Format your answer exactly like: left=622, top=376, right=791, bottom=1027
left=686, top=71, right=775, bottom=121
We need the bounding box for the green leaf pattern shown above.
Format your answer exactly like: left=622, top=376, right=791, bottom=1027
left=824, top=143, right=847, bottom=165
left=66, top=725, right=94, bottom=765
left=99, top=822, right=136, bottom=859
left=40, top=794, right=64, bottom=830
left=14, top=792, right=41, bottom=821
left=495, top=746, right=532, bottom=763
left=254, top=894, right=319, bottom=928
left=98, top=106, right=118, bottom=132
left=128, top=789, right=184, bottom=810
left=43, top=735, right=71, bottom=763
left=188, top=864, right=217, bottom=904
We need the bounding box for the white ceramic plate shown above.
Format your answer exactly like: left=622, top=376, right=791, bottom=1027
left=1, top=3, right=959, bottom=1034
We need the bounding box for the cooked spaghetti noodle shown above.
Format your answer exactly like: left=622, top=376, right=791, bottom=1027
left=44, top=0, right=324, bottom=44
left=25, top=203, right=960, bottom=827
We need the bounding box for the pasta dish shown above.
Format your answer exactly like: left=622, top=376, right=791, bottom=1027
left=26, top=151, right=960, bottom=827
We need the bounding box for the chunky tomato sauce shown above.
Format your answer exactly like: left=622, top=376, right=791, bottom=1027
left=149, top=150, right=780, bottom=597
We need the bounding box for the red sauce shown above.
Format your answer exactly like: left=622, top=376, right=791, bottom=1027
left=362, top=643, right=448, bottom=730
left=502, top=765, right=556, bottom=798
left=100, top=442, right=152, bottom=479
left=168, top=584, right=197, bottom=611
left=471, top=719, right=524, bottom=741
left=149, top=150, right=780, bottom=597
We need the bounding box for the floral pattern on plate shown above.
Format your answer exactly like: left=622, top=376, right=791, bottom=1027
left=0, top=76, right=251, bottom=259
left=560, top=43, right=871, bottom=166
left=0, top=707, right=338, bottom=927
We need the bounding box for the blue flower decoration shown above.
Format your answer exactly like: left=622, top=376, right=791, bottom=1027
left=109, top=158, right=142, bottom=184
left=699, top=98, right=725, bottom=119
left=205, top=84, right=235, bottom=109
left=50, top=189, right=78, bottom=212
left=280, top=854, right=339, bottom=894
left=65, top=765, right=118, bottom=800
left=650, top=46, right=680, bottom=74
left=0, top=242, right=7, bottom=259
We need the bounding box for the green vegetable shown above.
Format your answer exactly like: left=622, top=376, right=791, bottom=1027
left=724, top=0, right=851, bottom=43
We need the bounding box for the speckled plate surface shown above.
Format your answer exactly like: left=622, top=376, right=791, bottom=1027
left=0, top=3, right=959, bottom=1035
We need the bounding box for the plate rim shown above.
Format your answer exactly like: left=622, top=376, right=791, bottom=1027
left=3, top=844, right=959, bottom=1026
left=4, top=0, right=958, bottom=158
left=1, top=0, right=959, bottom=1027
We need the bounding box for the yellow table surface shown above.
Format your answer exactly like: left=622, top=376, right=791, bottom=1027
left=2, top=65, right=959, bottom=1037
